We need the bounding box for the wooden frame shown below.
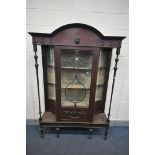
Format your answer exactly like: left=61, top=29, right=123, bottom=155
left=29, top=23, right=125, bottom=139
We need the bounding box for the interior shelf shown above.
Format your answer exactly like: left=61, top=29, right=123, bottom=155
left=47, top=83, right=104, bottom=88
left=62, top=84, right=90, bottom=89
left=61, top=101, right=89, bottom=108
left=48, top=82, right=104, bottom=87
left=47, top=65, right=106, bottom=70
left=48, top=83, right=90, bottom=89
left=47, top=97, right=102, bottom=103
left=48, top=96, right=56, bottom=100
left=61, top=66, right=91, bottom=70
left=47, top=65, right=55, bottom=67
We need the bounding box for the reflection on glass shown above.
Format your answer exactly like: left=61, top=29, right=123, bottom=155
left=47, top=47, right=56, bottom=100
left=95, top=49, right=107, bottom=101
left=48, top=84, right=56, bottom=100
left=95, top=85, right=103, bottom=101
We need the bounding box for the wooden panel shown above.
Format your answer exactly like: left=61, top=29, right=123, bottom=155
left=60, top=109, right=89, bottom=122
left=95, top=101, right=104, bottom=113
left=26, top=26, right=128, bottom=52
left=47, top=99, right=56, bottom=113
left=29, top=24, right=125, bottom=48
left=40, top=111, right=107, bottom=126
left=32, top=36, right=122, bottom=48
left=92, top=113, right=107, bottom=124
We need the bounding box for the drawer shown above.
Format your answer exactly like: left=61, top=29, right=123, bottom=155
left=60, top=109, right=89, bottom=122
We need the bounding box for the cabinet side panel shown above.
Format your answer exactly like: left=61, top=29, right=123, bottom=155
left=42, top=46, right=56, bottom=113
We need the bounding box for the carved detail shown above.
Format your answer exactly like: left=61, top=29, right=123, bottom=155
left=50, top=38, right=53, bottom=44
left=109, top=40, right=113, bottom=46
left=75, top=37, right=80, bottom=44
left=101, top=40, right=104, bottom=46
left=41, top=38, right=44, bottom=43
left=33, top=38, right=36, bottom=44
left=63, top=110, right=87, bottom=119
left=31, top=37, right=122, bottom=47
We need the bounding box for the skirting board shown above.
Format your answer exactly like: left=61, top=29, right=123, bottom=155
left=26, top=119, right=129, bottom=126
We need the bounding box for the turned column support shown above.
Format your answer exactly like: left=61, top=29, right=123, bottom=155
left=33, top=44, right=42, bottom=121
left=107, top=48, right=121, bottom=123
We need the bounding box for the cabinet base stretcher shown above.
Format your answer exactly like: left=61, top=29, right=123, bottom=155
left=39, top=112, right=110, bottom=139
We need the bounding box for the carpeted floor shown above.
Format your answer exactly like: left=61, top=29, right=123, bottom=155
left=26, top=125, right=129, bottom=155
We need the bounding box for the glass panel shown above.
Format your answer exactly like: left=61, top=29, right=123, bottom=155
left=61, top=49, right=93, bottom=108
left=47, top=47, right=56, bottom=100
left=48, top=84, right=56, bottom=100
left=95, top=49, right=107, bottom=101
left=95, top=85, right=103, bottom=101
left=97, top=69, right=105, bottom=85
left=47, top=47, right=55, bottom=66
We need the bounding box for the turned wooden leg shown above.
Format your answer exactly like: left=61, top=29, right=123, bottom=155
left=88, top=128, right=93, bottom=139
left=56, top=128, right=60, bottom=138
left=40, top=126, right=44, bottom=138
left=104, top=126, right=109, bottom=140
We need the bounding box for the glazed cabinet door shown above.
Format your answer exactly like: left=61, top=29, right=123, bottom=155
left=54, top=46, right=100, bottom=122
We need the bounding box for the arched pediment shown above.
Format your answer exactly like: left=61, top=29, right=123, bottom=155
left=29, top=23, right=125, bottom=48
left=50, top=23, right=104, bottom=39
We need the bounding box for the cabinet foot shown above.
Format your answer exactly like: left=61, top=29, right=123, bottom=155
left=40, top=127, right=44, bottom=138
left=56, top=128, right=60, bottom=138
left=104, top=126, right=109, bottom=140
left=88, top=128, right=93, bottom=139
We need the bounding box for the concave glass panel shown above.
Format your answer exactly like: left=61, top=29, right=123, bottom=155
left=95, top=85, right=104, bottom=101
left=97, top=69, right=105, bottom=85
left=61, top=49, right=93, bottom=108
left=95, top=49, right=107, bottom=101
left=98, top=49, right=107, bottom=68
left=47, top=47, right=56, bottom=100
left=47, top=47, right=55, bottom=66
left=48, top=84, right=56, bottom=100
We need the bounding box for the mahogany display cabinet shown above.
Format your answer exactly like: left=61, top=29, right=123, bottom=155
left=29, top=23, right=125, bottom=139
